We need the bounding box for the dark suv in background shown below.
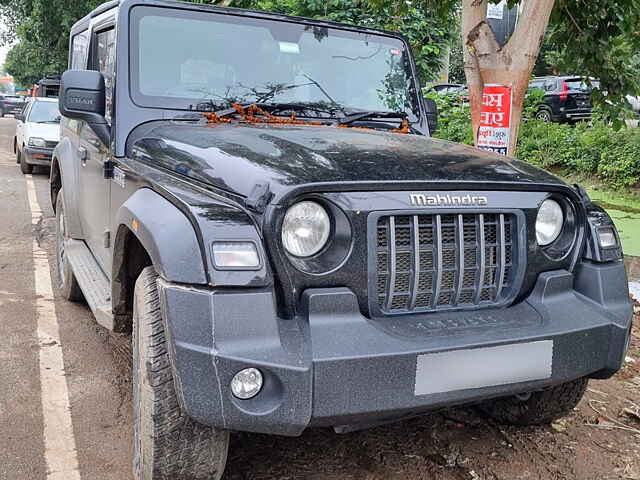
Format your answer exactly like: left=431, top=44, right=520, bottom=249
left=529, top=76, right=593, bottom=123
left=0, top=94, right=28, bottom=117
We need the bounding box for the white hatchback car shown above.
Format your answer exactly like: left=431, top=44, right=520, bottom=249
left=14, top=97, right=61, bottom=174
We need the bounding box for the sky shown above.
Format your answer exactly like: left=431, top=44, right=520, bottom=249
left=0, top=18, right=9, bottom=71
left=0, top=43, right=10, bottom=69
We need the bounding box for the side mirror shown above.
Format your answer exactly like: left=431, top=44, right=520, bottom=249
left=15, top=112, right=24, bottom=122
left=60, top=70, right=110, bottom=145
left=424, top=97, right=438, bottom=134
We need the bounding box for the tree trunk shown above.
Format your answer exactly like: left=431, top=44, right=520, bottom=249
left=462, top=0, right=555, bottom=155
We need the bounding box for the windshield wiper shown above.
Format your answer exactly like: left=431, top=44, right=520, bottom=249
left=246, top=77, right=347, bottom=116
left=299, top=75, right=347, bottom=116
left=338, top=110, right=409, bottom=127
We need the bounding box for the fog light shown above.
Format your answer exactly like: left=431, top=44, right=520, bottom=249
left=231, top=368, right=263, bottom=400
left=598, top=227, right=618, bottom=248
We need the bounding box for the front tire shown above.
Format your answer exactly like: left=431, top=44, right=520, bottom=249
left=54, top=189, right=83, bottom=302
left=19, top=150, right=33, bottom=174
left=133, top=266, right=229, bottom=480
left=481, top=378, right=588, bottom=426
left=535, top=108, right=553, bottom=123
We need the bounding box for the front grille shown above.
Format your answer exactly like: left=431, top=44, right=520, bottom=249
left=374, top=213, right=518, bottom=314
left=45, top=140, right=58, bottom=150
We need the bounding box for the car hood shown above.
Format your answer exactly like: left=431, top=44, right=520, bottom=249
left=26, top=122, right=60, bottom=142
left=130, top=121, right=567, bottom=203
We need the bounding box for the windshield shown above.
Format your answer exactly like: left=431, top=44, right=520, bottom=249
left=28, top=101, right=61, bottom=123
left=131, top=6, right=421, bottom=121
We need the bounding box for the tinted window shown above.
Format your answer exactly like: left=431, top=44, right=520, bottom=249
left=28, top=101, right=61, bottom=124
left=529, top=80, right=544, bottom=90
left=71, top=30, right=89, bottom=69
left=131, top=6, right=420, bottom=120
left=95, top=28, right=116, bottom=124
left=565, top=78, right=591, bottom=92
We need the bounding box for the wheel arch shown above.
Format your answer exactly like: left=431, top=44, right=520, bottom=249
left=111, top=225, right=153, bottom=333
left=112, top=188, right=208, bottom=331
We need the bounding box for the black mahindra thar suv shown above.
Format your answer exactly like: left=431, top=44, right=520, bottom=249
left=51, top=1, right=632, bottom=478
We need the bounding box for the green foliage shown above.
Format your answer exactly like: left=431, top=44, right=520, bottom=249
left=515, top=119, right=640, bottom=189
left=431, top=89, right=640, bottom=190
left=596, top=133, right=640, bottom=189
left=1, top=0, right=104, bottom=85
left=448, top=39, right=465, bottom=84
left=425, top=92, right=473, bottom=145
left=370, top=0, right=640, bottom=126
left=548, top=0, right=640, bottom=121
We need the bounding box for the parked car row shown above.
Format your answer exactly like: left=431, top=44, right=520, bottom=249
left=13, top=97, right=60, bottom=174
left=0, top=94, right=27, bottom=117
left=528, top=76, right=594, bottom=123
left=429, top=77, right=596, bottom=123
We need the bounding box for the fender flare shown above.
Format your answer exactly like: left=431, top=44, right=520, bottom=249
left=113, top=188, right=207, bottom=285
left=51, top=138, right=84, bottom=238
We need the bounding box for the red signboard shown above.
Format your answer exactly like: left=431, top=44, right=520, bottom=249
left=477, top=84, right=513, bottom=156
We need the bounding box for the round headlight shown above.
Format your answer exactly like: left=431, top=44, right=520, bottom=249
left=536, top=199, right=564, bottom=246
left=282, top=201, right=331, bottom=257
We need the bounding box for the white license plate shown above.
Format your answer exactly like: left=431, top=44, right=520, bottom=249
left=414, top=341, right=553, bottom=396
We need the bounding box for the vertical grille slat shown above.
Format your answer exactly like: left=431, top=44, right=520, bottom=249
left=385, top=217, right=397, bottom=311
left=474, top=214, right=486, bottom=305
left=375, top=212, right=518, bottom=314
left=409, top=216, right=420, bottom=310
left=432, top=215, right=443, bottom=308
left=496, top=214, right=507, bottom=298
left=454, top=214, right=465, bottom=305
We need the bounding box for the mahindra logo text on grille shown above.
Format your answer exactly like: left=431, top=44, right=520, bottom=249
left=409, top=194, right=489, bottom=207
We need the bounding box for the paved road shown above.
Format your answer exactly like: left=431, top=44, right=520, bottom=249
left=0, top=117, right=132, bottom=480
left=1, top=115, right=638, bottom=480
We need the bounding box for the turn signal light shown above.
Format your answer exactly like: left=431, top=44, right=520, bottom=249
left=212, top=242, right=260, bottom=269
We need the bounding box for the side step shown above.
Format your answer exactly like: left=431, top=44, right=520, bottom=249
left=65, top=239, right=114, bottom=330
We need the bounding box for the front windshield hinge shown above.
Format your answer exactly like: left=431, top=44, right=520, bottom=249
left=246, top=182, right=273, bottom=212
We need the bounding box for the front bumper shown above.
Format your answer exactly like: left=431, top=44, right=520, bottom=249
left=158, top=261, right=632, bottom=437
left=23, top=146, right=53, bottom=166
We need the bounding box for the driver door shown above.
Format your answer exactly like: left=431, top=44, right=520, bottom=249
left=77, top=22, right=116, bottom=273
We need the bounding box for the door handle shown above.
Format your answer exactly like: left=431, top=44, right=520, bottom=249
left=78, top=147, right=88, bottom=166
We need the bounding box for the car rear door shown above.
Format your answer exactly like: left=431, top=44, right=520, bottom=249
left=76, top=16, right=116, bottom=274
left=563, top=78, right=591, bottom=110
